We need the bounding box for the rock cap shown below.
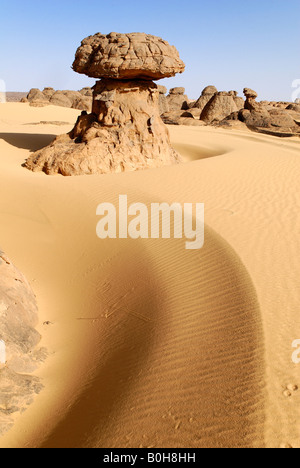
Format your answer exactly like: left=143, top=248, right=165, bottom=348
left=72, top=32, right=185, bottom=81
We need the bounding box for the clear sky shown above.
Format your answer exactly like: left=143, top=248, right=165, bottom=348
left=1, top=0, right=299, bottom=101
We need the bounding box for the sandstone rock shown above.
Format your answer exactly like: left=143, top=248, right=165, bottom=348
left=181, top=108, right=202, bottom=119
left=286, top=103, right=300, bottom=112
left=73, top=32, right=185, bottom=80
left=50, top=91, right=73, bottom=108
left=202, top=85, right=218, bottom=96
left=161, top=110, right=183, bottom=125
left=157, top=85, right=167, bottom=95
left=26, top=32, right=184, bottom=176
left=157, top=85, right=169, bottom=114
left=71, top=95, right=92, bottom=112
left=269, top=108, right=298, bottom=129
left=224, top=111, right=240, bottom=121
left=192, top=85, right=218, bottom=113
left=239, top=108, right=271, bottom=128
left=234, top=96, right=245, bottom=110
left=27, top=88, right=48, bottom=103
left=240, top=89, right=300, bottom=136
left=42, top=87, right=55, bottom=99
left=243, top=88, right=270, bottom=115
left=26, top=80, right=182, bottom=176
left=166, top=87, right=189, bottom=111
left=0, top=250, right=44, bottom=434
left=201, top=92, right=238, bottom=123
left=79, top=87, right=93, bottom=97
left=169, top=87, right=185, bottom=95
left=187, top=100, right=196, bottom=108
left=244, top=88, right=258, bottom=100
left=192, top=95, right=213, bottom=113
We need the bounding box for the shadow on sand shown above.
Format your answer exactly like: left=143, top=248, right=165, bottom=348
left=0, top=133, right=55, bottom=152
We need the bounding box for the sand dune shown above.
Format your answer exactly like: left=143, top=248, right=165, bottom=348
left=0, top=103, right=299, bottom=448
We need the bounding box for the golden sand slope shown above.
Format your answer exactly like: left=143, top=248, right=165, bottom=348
left=0, top=103, right=299, bottom=448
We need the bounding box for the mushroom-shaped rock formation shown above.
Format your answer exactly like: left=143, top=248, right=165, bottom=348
left=25, top=32, right=185, bottom=176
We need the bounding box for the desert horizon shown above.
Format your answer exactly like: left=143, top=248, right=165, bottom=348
left=0, top=0, right=300, bottom=453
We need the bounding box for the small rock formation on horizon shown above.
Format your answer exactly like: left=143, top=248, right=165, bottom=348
left=237, top=88, right=300, bottom=136
left=166, top=87, right=189, bottom=112
left=25, top=32, right=185, bottom=176
left=23, top=87, right=93, bottom=112
left=0, top=250, right=44, bottom=434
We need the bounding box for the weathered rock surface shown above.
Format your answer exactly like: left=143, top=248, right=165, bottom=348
left=0, top=250, right=44, bottom=434
left=42, top=87, right=55, bottom=99
left=192, top=85, right=218, bottom=113
left=27, top=88, right=48, bottom=103
left=202, top=85, right=218, bottom=96
left=25, top=32, right=184, bottom=176
left=240, top=88, right=300, bottom=136
left=158, top=85, right=169, bottom=114
left=73, top=32, right=185, bottom=80
left=234, top=96, right=245, bottom=110
left=166, top=87, right=189, bottom=112
left=201, top=92, right=238, bottom=123
left=161, top=110, right=205, bottom=126
left=25, top=87, right=93, bottom=112
left=26, top=80, right=182, bottom=176
left=50, top=91, right=73, bottom=108
left=287, top=103, right=300, bottom=112
left=79, top=87, right=93, bottom=97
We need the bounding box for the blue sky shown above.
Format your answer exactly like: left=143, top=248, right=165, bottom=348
left=1, top=0, right=299, bottom=101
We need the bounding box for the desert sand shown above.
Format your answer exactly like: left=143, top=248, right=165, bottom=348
left=0, top=102, right=299, bottom=448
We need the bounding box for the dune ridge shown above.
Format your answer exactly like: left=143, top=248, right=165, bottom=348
left=0, top=103, right=299, bottom=448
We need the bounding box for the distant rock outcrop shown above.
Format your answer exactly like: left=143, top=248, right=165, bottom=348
left=25, top=32, right=185, bottom=176
left=286, top=103, right=300, bottom=113
left=201, top=92, right=238, bottom=123
left=24, top=87, right=93, bottom=112
left=0, top=250, right=44, bottom=434
left=192, top=85, right=218, bottom=113
left=158, top=85, right=169, bottom=115
left=166, top=87, right=189, bottom=112
left=237, top=88, right=300, bottom=136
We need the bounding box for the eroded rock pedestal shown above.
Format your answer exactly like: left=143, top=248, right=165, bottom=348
left=25, top=32, right=185, bottom=176
left=25, top=80, right=181, bottom=176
